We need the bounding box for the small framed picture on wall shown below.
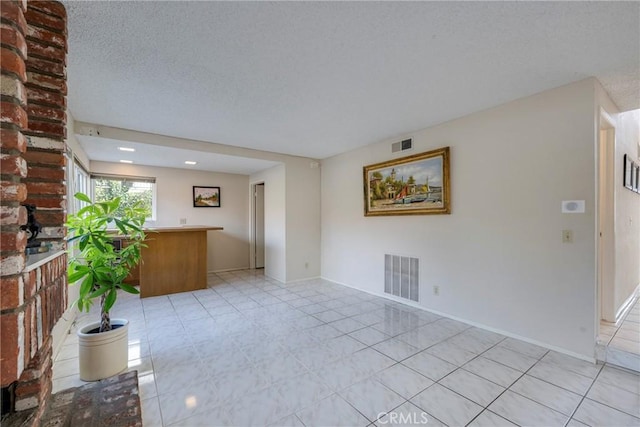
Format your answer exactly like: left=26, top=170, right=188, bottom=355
left=193, top=186, right=221, bottom=207
left=624, top=154, right=633, bottom=190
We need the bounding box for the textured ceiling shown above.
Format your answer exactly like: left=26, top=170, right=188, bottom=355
left=64, top=1, right=640, bottom=160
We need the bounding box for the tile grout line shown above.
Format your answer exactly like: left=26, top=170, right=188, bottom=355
left=562, top=362, right=606, bottom=427
left=450, top=340, right=533, bottom=426
left=572, top=362, right=640, bottom=421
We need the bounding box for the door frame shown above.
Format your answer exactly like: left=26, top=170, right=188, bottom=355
left=249, top=181, right=265, bottom=270
left=597, top=107, right=616, bottom=325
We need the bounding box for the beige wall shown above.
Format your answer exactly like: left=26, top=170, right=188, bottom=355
left=251, top=164, right=287, bottom=282
left=250, top=159, right=321, bottom=283
left=285, top=158, right=321, bottom=281
left=321, top=79, right=598, bottom=359
left=66, top=114, right=90, bottom=169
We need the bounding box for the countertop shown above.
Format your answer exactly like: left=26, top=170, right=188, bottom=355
left=144, top=226, right=223, bottom=233
left=109, top=226, right=224, bottom=238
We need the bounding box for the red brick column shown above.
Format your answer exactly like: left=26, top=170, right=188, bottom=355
left=23, top=0, right=67, bottom=251
left=1, top=0, right=30, bottom=396
left=1, top=1, right=68, bottom=423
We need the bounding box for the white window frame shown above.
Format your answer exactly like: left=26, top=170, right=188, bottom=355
left=65, top=152, right=91, bottom=215
left=90, top=173, right=157, bottom=222
left=73, top=161, right=90, bottom=214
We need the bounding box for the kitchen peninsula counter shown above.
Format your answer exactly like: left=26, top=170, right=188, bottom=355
left=138, top=226, right=223, bottom=297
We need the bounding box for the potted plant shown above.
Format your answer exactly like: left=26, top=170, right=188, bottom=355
left=66, top=192, right=148, bottom=381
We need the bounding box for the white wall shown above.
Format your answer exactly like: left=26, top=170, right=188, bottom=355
left=66, top=114, right=90, bottom=169
left=251, top=164, right=286, bottom=282
left=595, top=85, right=619, bottom=322
left=595, top=81, right=640, bottom=321
left=52, top=113, right=86, bottom=359
left=285, top=159, right=321, bottom=281
left=250, top=159, right=321, bottom=283
left=614, top=109, right=640, bottom=313
left=91, top=161, right=250, bottom=272
left=321, top=79, right=598, bottom=358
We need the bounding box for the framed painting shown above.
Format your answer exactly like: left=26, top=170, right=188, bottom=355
left=193, top=186, right=220, bottom=207
left=363, top=146, right=450, bottom=216
left=634, top=163, right=640, bottom=193
left=624, top=154, right=633, bottom=190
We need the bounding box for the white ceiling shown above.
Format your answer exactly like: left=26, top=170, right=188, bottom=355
left=78, top=135, right=281, bottom=175
left=64, top=1, right=639, bottom=164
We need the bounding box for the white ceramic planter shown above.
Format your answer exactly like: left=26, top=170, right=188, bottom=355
left=77, top=318, right=129, bottom=381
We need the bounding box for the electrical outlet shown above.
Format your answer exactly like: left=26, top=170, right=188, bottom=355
left=562, top=229, right=573, bottom=243
left=433, top=285, right=440, bottom=296
left=180, top=218, right=187, bottom=225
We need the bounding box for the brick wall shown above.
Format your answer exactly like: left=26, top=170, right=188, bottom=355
left=13, top=253, right=67, bottom=419
left=0, top=1, right=68, bottom=424
left=23, top=0, right=67, bottom=251
left=1, top=0, right=29, bottom=277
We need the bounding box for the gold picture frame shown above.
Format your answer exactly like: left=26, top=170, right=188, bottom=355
left=363, top=146, right=451, bottom=216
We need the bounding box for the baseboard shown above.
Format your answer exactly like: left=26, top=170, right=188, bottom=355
left=285, top=275, right=321, bottom=284
left=321, top=276, right=596, bottom=364
left=614, top=284, right=640, bottom=326
left=51, top=307, right=78, bottom=361
left=207, top=266, right=250, bottom=274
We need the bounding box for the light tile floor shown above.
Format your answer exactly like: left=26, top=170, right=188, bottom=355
left=53, top=270, right=640, bottom=426
left=599, top=298, right=640, bottom=355
left=598, top=298, right=640, bottom=372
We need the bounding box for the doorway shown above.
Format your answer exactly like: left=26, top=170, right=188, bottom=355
left=598, top=109, right=615, bottom=324
left=254, top=183, right=265, bottom=269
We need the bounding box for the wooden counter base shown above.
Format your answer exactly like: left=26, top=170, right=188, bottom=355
left=139, top=226, right=222, bottom=298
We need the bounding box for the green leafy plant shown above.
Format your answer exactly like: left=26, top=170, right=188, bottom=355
left=66, top=192, right=148, bottom=332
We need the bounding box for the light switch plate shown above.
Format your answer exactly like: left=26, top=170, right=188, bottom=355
left=562, top=200, right=585, bottom=213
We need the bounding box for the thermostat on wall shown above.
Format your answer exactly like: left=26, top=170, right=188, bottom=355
left=561, top=200, right=585, bottom=213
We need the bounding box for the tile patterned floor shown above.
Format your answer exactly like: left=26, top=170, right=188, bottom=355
left=598, top=298, right=640, bottom=372
left=53, top=270, right=640, bottom=426
left=599, top=298, right=640, bottom=355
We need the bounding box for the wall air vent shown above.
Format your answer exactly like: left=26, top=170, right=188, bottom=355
left=392, top=139, right=413, bottom=153
left=384, top=254, right=419, bottom=302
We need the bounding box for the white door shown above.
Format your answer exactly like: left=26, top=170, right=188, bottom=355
left=255, top=183, right=265, bottom=269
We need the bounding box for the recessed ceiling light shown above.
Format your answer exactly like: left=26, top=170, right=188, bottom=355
left=119, top=160, right=133, bottom=164
left=184, top=161, right=197, bottom=165
left=118, top=147, right=135, bottom=152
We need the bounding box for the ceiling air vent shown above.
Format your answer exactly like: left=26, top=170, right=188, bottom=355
left=392, top=138, right=413, bottom=153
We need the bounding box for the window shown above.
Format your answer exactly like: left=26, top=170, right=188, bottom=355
left=65, top=151, right=91, bottom=215
left=73, top=161, right=90, bottom=213
left=91, top=174, right=156, bottom=220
